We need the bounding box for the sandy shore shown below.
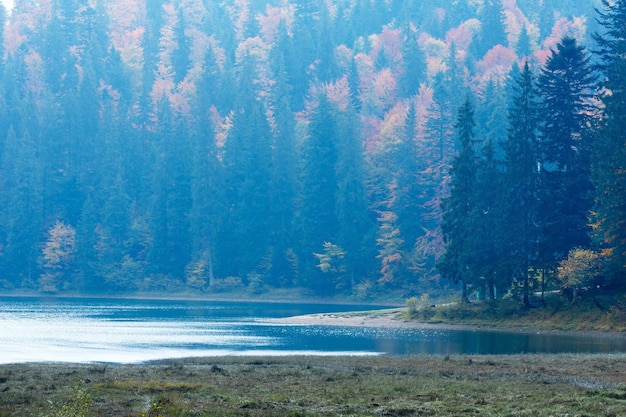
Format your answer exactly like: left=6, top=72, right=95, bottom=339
left=267, top=309, right=477, bottom=330
left=268, top=308, right=626, bottom=338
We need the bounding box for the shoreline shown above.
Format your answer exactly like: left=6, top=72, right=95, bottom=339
left=268, top=309, right=626, bottom=338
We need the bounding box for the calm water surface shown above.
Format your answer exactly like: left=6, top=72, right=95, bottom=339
left=1, top=297, right=625, bottom=364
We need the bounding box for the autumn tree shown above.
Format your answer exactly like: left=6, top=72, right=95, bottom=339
left=40, top=220, right=76, bottom=292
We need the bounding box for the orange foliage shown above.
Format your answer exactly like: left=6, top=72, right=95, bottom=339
left=369, top=27, right=403, bottom=70
left=363, top=68, right=397, bottom=115
left=536, top=17, right=587, bottom=66
left=325, top=76, right=350, bottom=112
left=257, top=4, right=295, bottom=45
left=473, top=45, right=517, bottom=92
left=225, top=0, right=250, bottom=42
left=445, top=19, right=480, bottom=52
left=24, top=50, right=45, bottom=96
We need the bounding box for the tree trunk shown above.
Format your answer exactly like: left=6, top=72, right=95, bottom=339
left=462, top=281, right=470, bottom=303
left=523, top=269, right=530, bottom=307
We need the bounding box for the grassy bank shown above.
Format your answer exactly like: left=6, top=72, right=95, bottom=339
left=407, top=293, right=626, bottom=333
left=1, top=355, right=625, bottom=416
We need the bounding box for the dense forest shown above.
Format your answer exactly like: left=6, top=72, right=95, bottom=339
left=0, top=0, right=623, bottom=301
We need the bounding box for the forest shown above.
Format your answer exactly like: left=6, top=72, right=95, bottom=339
left=0, top=0, right=623, bottom=302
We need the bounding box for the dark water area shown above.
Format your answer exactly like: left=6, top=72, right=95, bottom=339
left=1, top=297, right=625, bottom=364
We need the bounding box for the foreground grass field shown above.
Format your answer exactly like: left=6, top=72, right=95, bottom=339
left=1, top=354, right=625, bottom=417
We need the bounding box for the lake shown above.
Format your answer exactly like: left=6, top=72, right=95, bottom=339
left=1, top=296, right=625, bottom=364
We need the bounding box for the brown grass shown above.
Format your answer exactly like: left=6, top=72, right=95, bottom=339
left=1, top=354, right=625, bottom=416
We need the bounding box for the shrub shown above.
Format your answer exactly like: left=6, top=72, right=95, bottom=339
left=44, top=383, right=92, bottom=417
left=406, top=297, right=419, bottom=318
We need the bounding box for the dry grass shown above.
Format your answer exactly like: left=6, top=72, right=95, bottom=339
left=1, top=354, right=625, bottom=416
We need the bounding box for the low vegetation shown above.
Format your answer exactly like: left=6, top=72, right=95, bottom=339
left=405, top=292, right=626, bottom=332
left=1, top=355, right=625, bottom=416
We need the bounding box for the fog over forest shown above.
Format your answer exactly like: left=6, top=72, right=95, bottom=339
left=0, top=0, right=623, bottom=303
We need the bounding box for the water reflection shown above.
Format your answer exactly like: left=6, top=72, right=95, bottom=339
left=1, top=297, right=625, bottom=364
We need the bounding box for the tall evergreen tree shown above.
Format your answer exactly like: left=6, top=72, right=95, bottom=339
left=394, top=103, right=425, bottom=287
left=438, top=98, right=479, bottom=302
left=0, top=127, right=44, bottom=288
left=473, top=0, right=508, bottom=58
left=299, top=94, right=340, bottom=293
left=503, top=62, right=542, bottom=306
left=591, top=0, right=626, bottom=285
left=268, top=47, right=299, bottom=287
left=398, top=25, right=426, bottom=99
left=172, top=4, right=191, bottom=84
left=218, top=58, right=273, bottom=281
left=537, top=37, right=596, bottom=271
left=147, top=102, right=192, bottom=282
left=335, top=102, right=374, bottom=292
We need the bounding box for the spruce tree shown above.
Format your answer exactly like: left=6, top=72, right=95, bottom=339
left=503, top=62, right=542, bottom=306
left=438, top=98, right=479, bottom=302
left=299, top=94, right=340, bottom=293
left=592, top=0, right=626, bottom=285
left=394, top=103, right=425, bottom=287
left=537, top=37, right=596, bottom=271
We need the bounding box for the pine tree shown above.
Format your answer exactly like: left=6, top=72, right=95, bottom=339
left=591, top=0, right=626, bottom=285
left=537, top=37, right=596, bottom=271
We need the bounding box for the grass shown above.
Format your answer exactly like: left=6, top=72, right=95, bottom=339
left=1, top=355, right=625, bottom=416
left=406, top=292, right=626, bottom=332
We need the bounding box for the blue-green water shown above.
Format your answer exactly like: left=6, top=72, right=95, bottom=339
left=1, top=297, right=625, bottom=363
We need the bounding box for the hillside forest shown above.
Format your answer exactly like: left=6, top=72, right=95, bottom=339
left=0, top=0, right=624, bottom=302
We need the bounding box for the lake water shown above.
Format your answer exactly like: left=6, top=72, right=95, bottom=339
left=1, top=297, right=625, bottom=364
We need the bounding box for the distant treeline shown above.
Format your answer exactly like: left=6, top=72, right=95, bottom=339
left=0, top=0, right=622, bottom=300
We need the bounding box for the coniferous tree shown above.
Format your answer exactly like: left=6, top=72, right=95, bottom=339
left=438, top=98, right=479, bottom=302
left=335, top=102, right=374, bottom=292
left=0, top=127, right=44, bottom=289
left=537, top=37, right=596, bottom=272
left=219, top=57, right=273, bottom=282
left=299, top=94, right=339, bottom=293
left=398, top=25, right=426, bottom=99
left=592, top=0, right=626, bottom=285
left=503, top=62, right=542, bottom=306
left=472, top=0, right=508, bottom=59
left=147, top=102, right=193, bottom=283
left=474, top=137, right=506, bottom=299
left=394, top=103, right=425, bottom=287
left=268, top=47, right=299, bottom=287
left=171, top=4, right=191, bottom=85
left=516, top=25, right=533, bottom=59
